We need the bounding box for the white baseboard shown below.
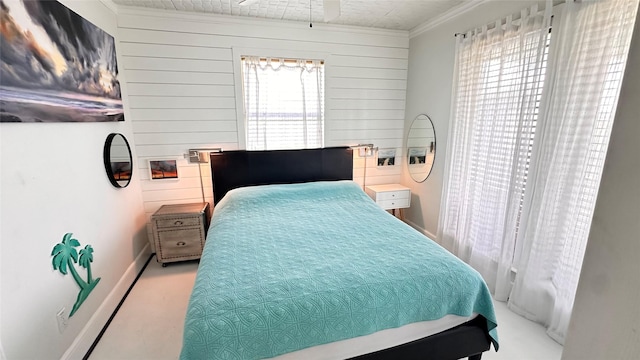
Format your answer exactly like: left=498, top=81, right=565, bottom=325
left=404, top=218, right=437, bottom=240
left=62, top=243, right=152, bottom=360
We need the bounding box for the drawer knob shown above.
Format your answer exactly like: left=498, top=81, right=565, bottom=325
left=176, top=241, right=186, bottom=246
left=392, top=194, right=395, bottom=197
left=174, top=220, right=183, bottom=226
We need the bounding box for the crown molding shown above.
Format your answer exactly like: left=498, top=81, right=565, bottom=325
left=409, top=0, right=489, bottom=39
left=98, top=0, right=119, bottom=14
left=115, top=5, right=409, bottom=38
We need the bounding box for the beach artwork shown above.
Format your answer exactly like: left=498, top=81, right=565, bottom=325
left=0, top=0, right=123, bottom=122
left=149, top=160, right=179, bottom=180
left=377, top=148, right=396, bottom=166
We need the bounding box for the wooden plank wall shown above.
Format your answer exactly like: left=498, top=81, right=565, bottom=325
left=116, top=8, right=409, bottom=225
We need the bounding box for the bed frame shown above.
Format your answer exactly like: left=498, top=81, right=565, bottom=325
left=209, top=147, right=492, bottom=360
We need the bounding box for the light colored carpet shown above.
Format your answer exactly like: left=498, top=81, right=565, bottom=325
left=89, top=258, right=563, bottom=360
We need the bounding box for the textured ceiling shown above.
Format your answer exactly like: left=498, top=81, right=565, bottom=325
left=112, top=0, right=469, bottom=31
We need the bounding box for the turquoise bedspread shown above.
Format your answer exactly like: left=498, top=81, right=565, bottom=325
left=181, top=181, right=498, bottom=359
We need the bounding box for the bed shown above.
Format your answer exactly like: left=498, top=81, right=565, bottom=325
left=181, top=147, right=498, bottom=360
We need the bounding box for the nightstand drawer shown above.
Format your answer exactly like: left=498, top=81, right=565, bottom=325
left=376, top=190, right=410, bottom=201
left=377, top=198, right=410, bottom=210
left=156, top=228, right=204, bottom=259
left=155, top=217, right=202, bottom=229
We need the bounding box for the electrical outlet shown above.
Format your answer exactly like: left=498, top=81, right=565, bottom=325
left=56, top=308, right=68, bottom=333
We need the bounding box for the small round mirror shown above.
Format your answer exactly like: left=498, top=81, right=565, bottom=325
left=103, top=133, right=133, bottom=188
left=406, top=114, right=436, bottom=183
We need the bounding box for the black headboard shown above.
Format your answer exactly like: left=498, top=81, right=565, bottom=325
left=210, top=147, right=353, bottom=204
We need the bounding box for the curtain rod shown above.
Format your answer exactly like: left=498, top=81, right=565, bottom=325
left=241, top=56, right=324, bottom=65
left=454, top=0, right=560, bottom=37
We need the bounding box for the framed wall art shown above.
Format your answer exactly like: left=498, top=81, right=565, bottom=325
left=377, top=148, right=396, bottom=167
left=0, top=0, right=123, bottom=122
left=149, top=160, right=179, bottom=181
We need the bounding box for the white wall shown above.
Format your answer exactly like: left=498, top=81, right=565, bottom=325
left=0, top=1, right=148, bottom=358
left=561, top=9, right=640, bottom=359
left=115, top=6, right=409, bottom=228
left=401, top=0, right=540, bottom=239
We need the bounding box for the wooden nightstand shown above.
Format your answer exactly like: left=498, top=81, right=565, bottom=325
left=151, top=202, right=210, bottom=266
left=365, top=184, right=411, bottom=220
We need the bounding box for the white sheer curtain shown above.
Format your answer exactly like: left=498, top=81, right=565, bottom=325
left=509, top=0, right=639, bottom=344
left=242, top=56, right=324, bottom=150
left=438, top=4, right=552, bottom=301
left=440, top=0, right=638, bottom=345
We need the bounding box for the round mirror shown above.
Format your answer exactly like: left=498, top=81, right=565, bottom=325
left=406, top=114, right=436, bottom=183
left=103, top=133, right=133, bottom=188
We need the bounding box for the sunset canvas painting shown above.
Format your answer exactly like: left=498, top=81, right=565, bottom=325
left=0, top=0, right=123, bottom=122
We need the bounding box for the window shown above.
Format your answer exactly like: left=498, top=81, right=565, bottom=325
left=241, top=56, right=324, bottom=150
left=441, top=15, right=552, bottom=271
left=440, top=0, right=638, bottom=344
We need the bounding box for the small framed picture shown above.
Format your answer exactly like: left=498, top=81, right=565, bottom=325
left=408, top=147, right=427, bottom=165
left=148, top=159, right=178, bottom=180
left=377, top=148, right=396, bottom=167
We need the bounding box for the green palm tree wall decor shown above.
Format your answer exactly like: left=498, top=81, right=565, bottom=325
left=51, top=233, right=101, bottom=317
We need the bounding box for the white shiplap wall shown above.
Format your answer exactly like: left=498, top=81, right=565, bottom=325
left=116, top=7, right=409, bottom=223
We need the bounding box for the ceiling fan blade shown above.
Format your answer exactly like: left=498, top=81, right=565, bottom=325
left=324, top=0, right=341, bottom=22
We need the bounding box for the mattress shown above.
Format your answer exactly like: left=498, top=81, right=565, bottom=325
left=181, top=181, right=498, bottom=359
